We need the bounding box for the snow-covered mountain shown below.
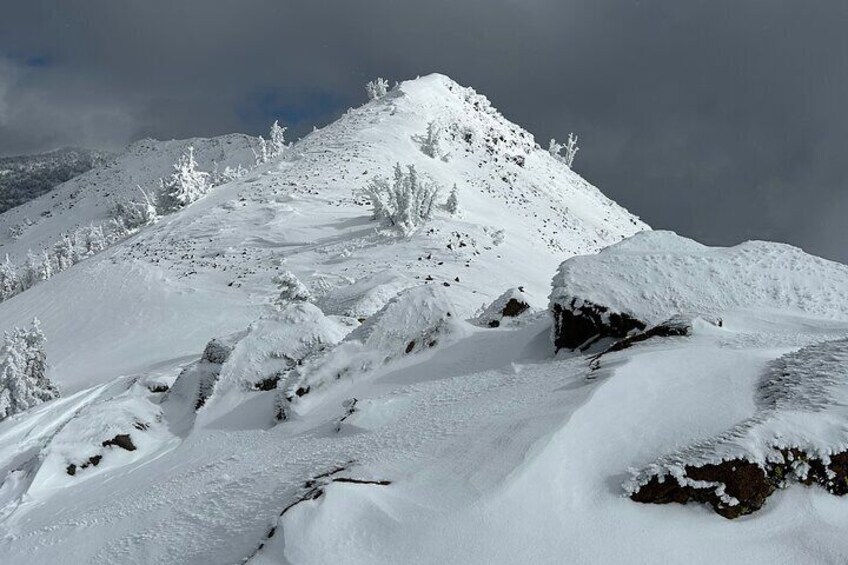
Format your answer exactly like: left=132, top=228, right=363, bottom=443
left=0, top=147, right=113, bottom=215
left=1, top=74, right=846, bottom=564
left=0, top=73, right=645, bottom=393
left=0, top=135, right=259, bottom=264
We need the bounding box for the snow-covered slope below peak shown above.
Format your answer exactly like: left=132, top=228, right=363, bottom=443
left=0, top=134, right=259, bottom=263
left=551, top=230, right=848, bottom=327
left=0, top=74, right=646, bottom=393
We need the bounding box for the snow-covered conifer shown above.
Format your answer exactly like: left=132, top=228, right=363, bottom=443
left=0, top=255, right=19, bottom=301
left=38, top=250, right=54, bottom=281
left=270, top=120, right=288, bottom=156
left=18, top=251, right=41, bottom=290
left=0, top=319, right=58, bottom=421
left=273, top=271, right=312, bottom=308
left=419, top=121, right=441, bottom=159
left=365, top=78, right=389, bottom=100
left=445, top=184, right=460, bottom=215
left=53, top=233, right=77, bottom=272
left=254, top=136, right=270, bottom=165
left=160, top=146, right=210, bottom=212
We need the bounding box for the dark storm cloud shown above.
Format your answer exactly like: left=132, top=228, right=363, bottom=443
left=1, top=0, right=847, bottom=261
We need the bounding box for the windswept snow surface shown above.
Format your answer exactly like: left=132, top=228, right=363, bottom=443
left=5, top=77, right=848, bottom=564
left=551, top=230, right=848, bottom=326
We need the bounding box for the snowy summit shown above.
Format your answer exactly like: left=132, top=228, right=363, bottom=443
left=0, top=74, right=846, bottom=564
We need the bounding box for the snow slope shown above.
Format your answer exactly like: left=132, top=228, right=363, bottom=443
left=0, top=134, right=259, bottom=263
left=1, top=234, right=848, bottom=563
left=5, top=76, right=846, bottom=564
left=0, top=73, right=646, bottom=393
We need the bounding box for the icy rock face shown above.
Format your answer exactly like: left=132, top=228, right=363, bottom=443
left=278, top=285, right=465, bottom=417
left=549, top=230, right=848, bottom=351
left=473, top=287, right=533, bottom=328
left=627, top=338, right=848, bottom=518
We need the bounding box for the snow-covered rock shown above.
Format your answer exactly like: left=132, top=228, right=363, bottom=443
left=550, top=230, right=848, bottom=350
left=627, top=337, right=848, bottom=518
left=472, top=287, right=534, bottom=328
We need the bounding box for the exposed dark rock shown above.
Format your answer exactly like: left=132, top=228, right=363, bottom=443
left=476, top=288, right=532, bottom=328
left=254, top=375, right=281, bottom=391
left=147, top=384, right=169, bottom=393
left=631, top=459, right=773, bottom=519
left=631, top=447, right=848, bottom=518
left=202, top=338, right=233, bottom=364
left=501, top=297, right=530, bottom=319
left=589, top=318, right=691, bottom=368
left=551, top=298, right=646, bottom=351
left=102, top=434, right=137, bottom=452
left=66, top=454, right=104, bottom=476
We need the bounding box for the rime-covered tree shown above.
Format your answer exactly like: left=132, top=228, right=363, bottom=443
left=111, top=185, right=159, bottom=232
left=362, top=163, right=440, bottom=235
left=0, top=319, right=58, bottom=421
left=419, top=121, right=441, bottom=158
left=273, top=271, right=312, bottom=308
left=270, top=120, right=288, bottom=156
left=160, top=146, right=210, bottom=212
left=365, top=77, right=389, bottom=100
left=38, top=249, right=54, bottom=281
left=18, top=251, right=41, bottom=290
left=53, top=234, right=77, bottom=272
left=445, top=184, right=460, bottom=215
left=0, top=255, right=18, bottom=301
left=549, top=133, right=579, bottom=168
left=254, top=121, right=288, bottom=165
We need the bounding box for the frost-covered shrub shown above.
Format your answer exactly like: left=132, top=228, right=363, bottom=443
left=362, top=164, right=441, bottom=235
left=549, top=133, right=579, bottom=168
left=254, top=121, right=289, bottom=165
left=159, top=146, right=210, bottom=212
left=0, top=319, right=58, bottom=421
left=273, top=271, right=312, bottom=308
left=365, top=77, right=389, bottom=100
left=211, top=164, right=248, bottom=186
left=110, top=186, right=160, bottom=233
left=419, top=121, right=441, bottom=158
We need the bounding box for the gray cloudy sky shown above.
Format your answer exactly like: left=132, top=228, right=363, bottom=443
left=1, top=1, right=847, bottom=262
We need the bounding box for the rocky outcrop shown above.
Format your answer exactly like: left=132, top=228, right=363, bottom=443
left=474, top=287, right=532, bottom=328
left=630, top=448, right=848, bottom=519
left=551, top=298, right=646, bottom=351
left=627, top=338, right=848, bottom=518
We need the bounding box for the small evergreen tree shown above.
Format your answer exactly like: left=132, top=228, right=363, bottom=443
left=0, top=255, right=18, bottom=301
left=445, top=184, right=460, bottom=215
left=111, top=185, right=159, bottom=232
left=270, top=120, right=288, bottom=156
left=0, top=319, right=58, bottom=421
left=160, top=146, right=210, bottom=212
left=365, top=78, right=389, bottom=100
left=39, top=249, right=54, bottom=281
left=18, top=251, right=40, bottom=290
left=273, top=271, right=312, bottom=308
left=419, top=121, right=441, bottom=158
left=53, top=234, right=77, bottom=272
